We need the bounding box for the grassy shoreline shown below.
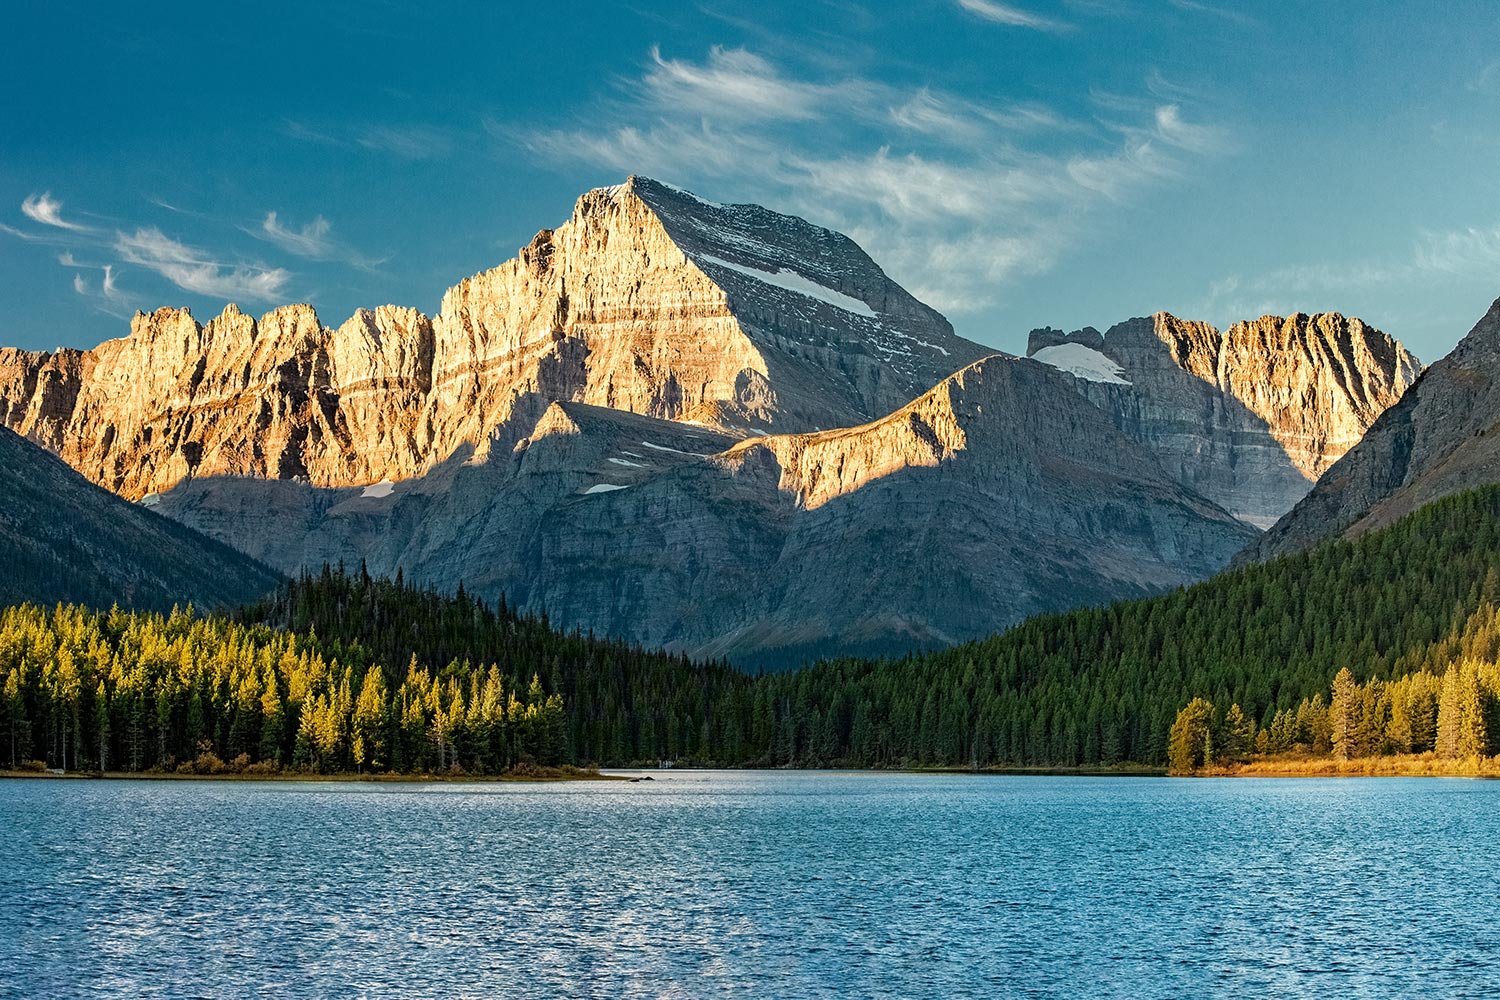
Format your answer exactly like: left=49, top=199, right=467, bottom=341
left=1182, top=752, right=1500, bottom=778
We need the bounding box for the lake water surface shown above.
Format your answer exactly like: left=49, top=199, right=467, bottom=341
left=2, top=772, right=1497, bottom=998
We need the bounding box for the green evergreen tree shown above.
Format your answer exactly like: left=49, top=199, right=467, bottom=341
left=1168, top=698, right=1214, bottom=773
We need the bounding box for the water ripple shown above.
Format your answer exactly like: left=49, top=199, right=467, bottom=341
left=2, top=773, right=1499, bottom=998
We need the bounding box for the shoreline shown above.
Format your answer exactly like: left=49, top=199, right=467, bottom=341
left=11, top=757, right=1497, bottom=782
left=0, top=765, right=622, bottom=784
left=1179, top=752, right=1500, bottom=778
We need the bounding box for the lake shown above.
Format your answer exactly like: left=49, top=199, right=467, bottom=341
left=1, top=772, right=1497, bottom=997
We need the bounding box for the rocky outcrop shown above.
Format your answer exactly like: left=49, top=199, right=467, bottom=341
left=1028, top=311, right=1420, bottom=527
left=154, top=356, right=1257, bottom=666
left=1246, top=296, right=1500, bottom=561
left=0, top=177, right=986, bottom=499
left=0, top=426, right=280, bottom=611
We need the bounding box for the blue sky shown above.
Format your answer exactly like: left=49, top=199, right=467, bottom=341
left=3, top=0, right=1499, bottom=364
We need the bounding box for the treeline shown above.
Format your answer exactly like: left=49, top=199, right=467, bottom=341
left=1169, top=650, right=1500, bottom=772
left=740, top=485, right=1500, bottom=768
left=0, top=600, right=565, bottom=775
left=8, top=486, right=1500, bottom=773
left=238, top=567, right=758, bottom=767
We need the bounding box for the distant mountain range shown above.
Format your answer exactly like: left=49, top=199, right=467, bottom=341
left=0, top=176, right=1438, bottom=662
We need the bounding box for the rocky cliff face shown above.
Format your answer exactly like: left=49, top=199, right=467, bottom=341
left=154, top=356, right=1257, bottom=665
left=0, top=177, right=986, bottom=499
left=1246, top=297, right=1500, bottom=561
left=1028, top=311, right=1419, bottom=527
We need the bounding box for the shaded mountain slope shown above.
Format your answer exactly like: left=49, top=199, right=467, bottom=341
left=155, top=356, right=1256, bottom=665
left=1248, top=296, right=1500, bottom=561
left=0, top=426, right=280, bottom=610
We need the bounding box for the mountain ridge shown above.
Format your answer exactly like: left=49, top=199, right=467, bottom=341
left=0, top=176, right=988, bottom=501
left=0, top=425, right=281, bottom=611
left=1028, top=310, right=1420, bottom=527
left=1246, top=296, right=1500, bottom=561
left=151, top=352, right=1257, bottom=665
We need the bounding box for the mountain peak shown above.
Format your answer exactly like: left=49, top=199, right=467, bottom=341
left=1, top=178, right=987, bottom=499
left=1028, top=309, right=1420, bottom=527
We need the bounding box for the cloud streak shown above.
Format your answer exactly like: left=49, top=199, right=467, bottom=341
left=252, top=211, right=386, bottom=270
left=519, top=45, right=1229, bottom=315
left=1194, top=220, right=1500, bottom=329
left=115, top=227, right=290, bottom=303
left=22, top=192, right=93, bottom=232
left=956, top=0, right=1068, bottom=32
left=260, top=212, right=334, bottom=258
left=283, top=119, right=453, bottom=160
left=8, top=191, right=319, bottom=310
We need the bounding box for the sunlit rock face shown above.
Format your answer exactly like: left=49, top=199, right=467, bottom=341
left=1028, top=311, right=1420, bottom=528
left=154, top=356, right=1257, bottom=666
left=0, top=176, right=986, bottom=499
left=1246, top=297, right=1500, bottom=562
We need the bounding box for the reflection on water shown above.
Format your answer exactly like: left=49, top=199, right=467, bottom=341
left=2, top=772, right=1497, bottom=997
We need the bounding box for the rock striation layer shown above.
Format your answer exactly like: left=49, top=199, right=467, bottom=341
left=0, top=177, right=986, bottom=499
left=1246, top=297, right=1500, bottom=561
left=154, top=356, right=1258, bottom=666
left=1028, top=311, right=1420, bottom=527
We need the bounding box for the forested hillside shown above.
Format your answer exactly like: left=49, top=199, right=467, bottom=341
left=0, top=598, right=568, bottom=775
left=6, top=487, right=1500, bottom=773
left=763, top=485, right=1500, bottom=768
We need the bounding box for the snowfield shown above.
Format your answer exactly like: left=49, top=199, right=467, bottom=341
left=1030, top=343, right=1131, bottom=385
left=695, top=253, right=877, bottom=318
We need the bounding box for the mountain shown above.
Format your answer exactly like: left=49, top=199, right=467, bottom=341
left=0, top=176, right=987, bottom=501
left=152, top=355, right=1257, bottom=665
left=0, top=425, right=280, bottom=610
left=1247, top=296, right=1500, bottom=561
left=24, top=481, right=1494, bottom=773
left=1028, top=311, right=1420, bottom=528
left=12, top=176, right=1432, bottom=664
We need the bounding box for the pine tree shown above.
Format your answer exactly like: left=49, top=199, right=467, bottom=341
left=1219, top=703, right=1252, bottom=761
left=1330, top=667, right=1361, bottom=760
left=1168, top=698, right=1214, bottom=773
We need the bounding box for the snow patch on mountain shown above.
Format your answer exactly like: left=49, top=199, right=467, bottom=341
left=360, top=479, right=395, bottom=498
left=655, top=179, right=725, bottom=209
left=641, top=441, right=715, bottom=458
left=695, top=254, right=877, bottom=318
left=1031, top=343, right=1131, bottom=385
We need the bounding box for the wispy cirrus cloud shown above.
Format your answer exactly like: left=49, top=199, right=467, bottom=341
left=1414, top=222, right=1500, bottom=275
left=66, top=257, right=133, bottom=317
left=115, top=227, right=290, bottom=302
left=283, top=118, right=453, bottom=160
left=252, top=211, right=387, bottom=270
left=22, top=192, right=95, bottom=232
left=956, top=0, right=1069, bottom=32
left=5, top=191, right=315, bottom=309
left=1167, top=0, right=1261, bottom=29
left=1194, top=220, right=1500, bottom=332
left=643, top=45, right=874, bottom=121
left=259, top=212, right=334, bottom=258
left=516, top=45, right=1230, bottom=315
